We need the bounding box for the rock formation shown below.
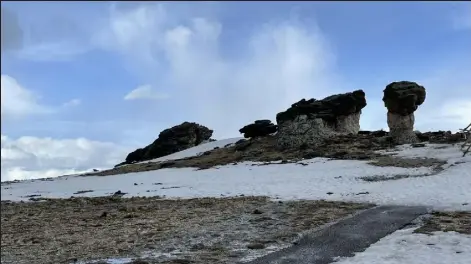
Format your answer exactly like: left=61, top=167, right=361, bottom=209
left=382, top=81, right=426, bottom=144
left=122, top=122, right=213, bottom=164
left=276, top=90, right=367, bottom=149
left=239, top=120, right=278, bottom=138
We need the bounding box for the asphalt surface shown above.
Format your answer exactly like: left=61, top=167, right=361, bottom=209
left=244, top=205, right=429, bottom=264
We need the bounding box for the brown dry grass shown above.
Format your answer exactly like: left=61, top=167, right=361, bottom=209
left=414, top=211, right=471, bottom=235
left=87, top=135, right=398, bottom=177
left=1, top=196, right=372, bottom=264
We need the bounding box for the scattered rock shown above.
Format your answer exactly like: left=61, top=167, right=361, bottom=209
left=73, top=190, right=94, bottom=195
left=128, top=260, right=149, bottom=264
left=327, top=192, right=334, bottom=195
left=252, top=209, right=263, bottom=215
left=190, top=243, right=206, bottom=251
left=383, top=81, right=426, bottom=144
left=234, top=139, right=252, bottom=151
left=24, top=194, right=41, bottom=198
left=411, top=143, right=426, bottom=148
left=239, top=120, right=278, bottom=138
left=121, top=122, right=213, bottom=164
left=416, top=130, right=467, bottom=143
left=247, top=243, right=266, bottom=250
left=112, top=190, right=127, bottom=197
left=168, top=259, right=192, bottom=264
left=276, top=90, right=367, bottom=149
left=358, top=130, right=388, bottom=137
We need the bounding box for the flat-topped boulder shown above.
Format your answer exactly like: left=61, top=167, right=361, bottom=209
left=122, top=122, right=213, bottom=164
left=276, top=90, right=367, bottom=149
left=383, top=81, right=426, bottom=115
left=383, top=81, right=426, bottom=144
left=276, top=90, right=367, bottom=124
left=239, top=120, right=278, bottom=138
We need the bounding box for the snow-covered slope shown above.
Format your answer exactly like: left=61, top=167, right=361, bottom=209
left=2, top=143, right=470, bottom=211
left=139, top=137, right=243, bottom=163
left=334, top=227, right=471, bottom=264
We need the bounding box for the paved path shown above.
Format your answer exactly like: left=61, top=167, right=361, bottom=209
left=245, top=205, right=429, bottom=264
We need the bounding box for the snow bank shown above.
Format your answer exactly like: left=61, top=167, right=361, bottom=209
left=2, top=143, right=470, bottom=210
left=334, top=228, right=471, bottom=264
left=140, top=137, right=243, bottom=163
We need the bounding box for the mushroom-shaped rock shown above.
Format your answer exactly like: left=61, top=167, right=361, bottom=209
left=276, top=90, right=367, bottom=148
left=239, top=120, right=278, bottom=138
left=382, top=81, right=426, bottom=144
left=123, top=122, right=213, bottom=164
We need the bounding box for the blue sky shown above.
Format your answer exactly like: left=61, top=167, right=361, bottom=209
left=1, top=1, right=471, bottom=181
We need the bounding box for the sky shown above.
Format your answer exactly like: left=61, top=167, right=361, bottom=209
left=1, top=1, right=471, bottom=181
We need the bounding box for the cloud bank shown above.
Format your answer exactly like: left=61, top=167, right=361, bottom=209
left=1, top=2, right=470, bottom=182
left=1, top=135, right=128, bottom=181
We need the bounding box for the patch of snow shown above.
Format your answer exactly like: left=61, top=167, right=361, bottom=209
left=378, top=143, right=467, bottom=164
left=79, top=258, right=134, bottom=264
left=334, top=228, right=471, bottom=264
left=140, top=137, right=243, bottom=163
left=2, top=142, right=470, bottom=211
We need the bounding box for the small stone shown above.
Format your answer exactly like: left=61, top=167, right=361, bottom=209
left=190, top=243, right=206, bottom=251
left=134, top=183, right=138, bottom=186
left=247, top=243, right=265, bottom=249
left=411, top=143, right=426, bottom=148
left=130, top=260, right=149, bottom=264
left=327, top=192, right=334, bottom=195
left=252, top=209, right=263, bottom=214
left=113, top=190, right=126, bottom=196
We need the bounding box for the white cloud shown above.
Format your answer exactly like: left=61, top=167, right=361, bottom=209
left=16, top=40, right=91, bottom=62
left=124, top=84, right=169, bottom=100
left=62, top=98, right=81, bottom=107
left=97, top=4, right=342, bottom=138
left=1, top=134, right=130, bottom=181
left=1, top=74, right=52, bottom=118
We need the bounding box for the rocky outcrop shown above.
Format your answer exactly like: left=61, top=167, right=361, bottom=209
left=358, top=130, right=389, bottom=137
left=276, top=90, right=367, bottom=149
left=383, top=81, right=426, bottom=144
left=416, top=130, right=467, bottom=143
left=122, top=122, right=213, bottom=164
left=239, top=120, right=278, bottom=138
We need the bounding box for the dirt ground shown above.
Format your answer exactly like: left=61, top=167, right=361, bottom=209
left=87, top=134, right=440, bottom=177
left=1, top=196, right=373, bottom=264
left=414, top=211, right=471, bottom=235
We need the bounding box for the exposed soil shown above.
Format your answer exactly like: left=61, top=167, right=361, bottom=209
left=414, top=211, right=471, bottom=235
left=86, top=134, right=400, bottom=177
left=1, top=196, right=373, bottom=264
left=84, top=134, right=451, bottom=179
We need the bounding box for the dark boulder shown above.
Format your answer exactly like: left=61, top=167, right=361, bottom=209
left=358, top=130, right=389, bottom=137
left=239, top=120, right=278, bottom=138
left=123, top=122, right=213, bottom=164
left=382, top=81, right=426, bottom=115
left=415, top=130, right=466, bottom=143
left=276, top=90, right=367, bottom=123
